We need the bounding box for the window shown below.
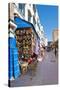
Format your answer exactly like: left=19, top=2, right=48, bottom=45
left=19, top=4, right=25, bottom=16
left=33, top=5, right=36, bottom=13
left=28, top=16, right=31, bottom=22
left=28, top=10, right=32, bottom=22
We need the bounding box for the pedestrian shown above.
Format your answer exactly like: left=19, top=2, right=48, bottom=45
left=55, top=47, right=56, bottom=56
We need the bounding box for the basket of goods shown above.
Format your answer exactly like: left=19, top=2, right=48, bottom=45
left=16, top=30, right=20, bottom=35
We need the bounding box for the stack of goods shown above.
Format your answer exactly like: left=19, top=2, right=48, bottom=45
left=13, top=48, right=20, bottom=78
left=8, top=37, right=21, bottom=80
left=15, top=29, right=32, bottom=61
left=8, top=47, right=13, bottom=80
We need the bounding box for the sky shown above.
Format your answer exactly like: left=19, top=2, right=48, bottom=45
left=36, top=5, right=58, bottom=41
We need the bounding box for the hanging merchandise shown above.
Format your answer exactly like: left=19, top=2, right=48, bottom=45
left=8, top=37, right=16, bottom=48
left=8, top=35, right=21, bottom=80
left=8, top=47, right=13, bottom=80
left=8, top=47, right=21, bottom=80
left=15, top=26, right=39, bottom=62
left=15, top=30, right=20, bottom=35
left=13, top=48, right=21, bottom=79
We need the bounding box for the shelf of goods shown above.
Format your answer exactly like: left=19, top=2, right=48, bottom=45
left=15, top=29, right=34, bottom=60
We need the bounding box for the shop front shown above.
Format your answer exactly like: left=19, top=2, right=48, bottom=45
left=8, top=16, right=40, bottom=82
left=14, top=16, right=40, bottom=74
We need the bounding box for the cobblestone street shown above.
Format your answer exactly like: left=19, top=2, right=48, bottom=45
left=10, top=50, right=58, bottom=87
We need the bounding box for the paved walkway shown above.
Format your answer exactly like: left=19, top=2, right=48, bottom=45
left=10, top=51, right=58, bottom=87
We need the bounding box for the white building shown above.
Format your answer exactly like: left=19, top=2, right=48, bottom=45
left=52, top=29, right=58, bottom=42
left=9, top=3, right=47, bottom=47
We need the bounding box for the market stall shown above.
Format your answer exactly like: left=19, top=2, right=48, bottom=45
left=14, top=16, right=40, bottom=74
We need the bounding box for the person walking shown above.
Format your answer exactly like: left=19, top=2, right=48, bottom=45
left=55, top=47, right=57, bottom=56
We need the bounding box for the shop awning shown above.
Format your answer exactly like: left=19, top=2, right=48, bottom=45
left=14, top=16, right=40, bottom=39
left=14, top=16, right=32, bottom=29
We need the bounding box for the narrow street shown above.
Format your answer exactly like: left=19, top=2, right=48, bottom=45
left=10, top=50, right=58, bottom=87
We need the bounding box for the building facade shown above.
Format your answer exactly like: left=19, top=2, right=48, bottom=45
left=8, top=3, right=48, bottom=81
left=14, top=3, right=47, bottom=46
left=8, top=3, right=48, bottom=54
left=52, top=29, right=58, bottom=42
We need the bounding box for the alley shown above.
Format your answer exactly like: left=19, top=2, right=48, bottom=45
left=10, top=50, right=58, bottom=87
